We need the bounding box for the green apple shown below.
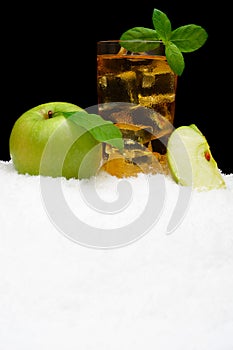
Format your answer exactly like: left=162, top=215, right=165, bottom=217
left=9, top=102, right=103, bottom=179
left=167, top=124, right=226, bottom=190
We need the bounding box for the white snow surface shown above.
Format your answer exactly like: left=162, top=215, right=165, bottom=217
left=1, top=160, right=233, bottom=350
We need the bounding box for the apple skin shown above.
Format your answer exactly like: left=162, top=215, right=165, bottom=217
left=9, top=102, right=103, bottom=179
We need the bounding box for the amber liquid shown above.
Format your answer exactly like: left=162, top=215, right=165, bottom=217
left=97, top=53, right=177, bottom=177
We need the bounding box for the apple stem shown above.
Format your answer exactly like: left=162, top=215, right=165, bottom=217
left=48, top=110, right=53, bottom=119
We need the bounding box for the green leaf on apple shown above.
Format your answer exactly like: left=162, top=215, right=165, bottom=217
left=63, top=111, right=124, bottom=151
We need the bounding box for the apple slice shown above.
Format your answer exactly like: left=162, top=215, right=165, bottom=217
left=167, top=124, right=226, bottom=190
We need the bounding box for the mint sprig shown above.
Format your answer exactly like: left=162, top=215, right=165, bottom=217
left=63, top=111, right=124, bottom=151
left=120, top=8, right=208, bottom=75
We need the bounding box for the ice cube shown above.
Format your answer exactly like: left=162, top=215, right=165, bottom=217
left=154, top=72, right=176, bottom=94
left=97, top=71, right=138, bottom=103
left=141, top=72, right=156, bottom=88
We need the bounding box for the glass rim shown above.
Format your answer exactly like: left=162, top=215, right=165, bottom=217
left=97, top=39, right=165, bottom=56
left=97, top=39, right=163, bottom=44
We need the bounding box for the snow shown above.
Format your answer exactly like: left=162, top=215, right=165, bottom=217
left=0, top=159, right=233, bottom=349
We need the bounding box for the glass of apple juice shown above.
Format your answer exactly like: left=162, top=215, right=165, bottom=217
left=97, top=40, right=178, bottom=178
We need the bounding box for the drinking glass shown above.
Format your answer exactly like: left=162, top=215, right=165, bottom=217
left=97, top=40, right=178, bottom=177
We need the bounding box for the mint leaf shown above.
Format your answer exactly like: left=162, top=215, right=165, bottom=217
left=165, top=42, right=185, bottom=76
left=120, top=27, right=160, bottom=52
left=152, top=8, right=172, bottom=42
left=170, top=25, right=208, bottom=52
left=63, top=111, right=124, bottom=151
left=119, top=8, right=208, bottom=76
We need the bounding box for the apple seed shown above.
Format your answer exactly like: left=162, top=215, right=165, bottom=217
left=204, top=150, right=211, bottom=161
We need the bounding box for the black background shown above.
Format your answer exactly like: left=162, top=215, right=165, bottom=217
left=1, top=1, right=232, bottom=174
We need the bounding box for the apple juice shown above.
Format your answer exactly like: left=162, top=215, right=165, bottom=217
left=97, top=41, right=177, bottom=177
